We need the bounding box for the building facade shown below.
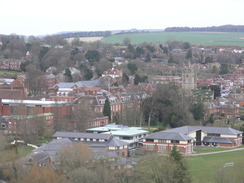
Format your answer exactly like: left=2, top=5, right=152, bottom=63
left=143, top=126, right=243, bottom=154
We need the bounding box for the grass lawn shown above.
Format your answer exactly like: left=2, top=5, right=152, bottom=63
left=38, top=138, right=52, bottom=146
left=102, top=32, right=244, bottom=46
left=187, top=150, right=244, bottom=183
left=17, top=145, right=35, bottom=157
left=0, top=70, right=22, bottom=77
left=193, top=147, right=231, bottom=154
left=0, top=145, right=34, bottom=163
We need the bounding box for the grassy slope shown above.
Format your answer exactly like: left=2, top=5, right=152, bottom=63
left=187, top=150, right=244, bottom=183
left=0, top=70, right=22, bottom=77
left=102, top=32, right=244, bottom=46
left=0, top=145, right=34, bottom=163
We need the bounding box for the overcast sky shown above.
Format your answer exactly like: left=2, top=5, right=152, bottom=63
left=0, top=0, right=243, bottom=36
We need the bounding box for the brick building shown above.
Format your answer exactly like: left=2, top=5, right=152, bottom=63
left=143, top=126, right=243, bottom=154
left=0, top=99, right=71, bottom=134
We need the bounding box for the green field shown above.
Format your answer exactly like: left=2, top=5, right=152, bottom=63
left=0, top=70, right=22, bottom=77
left=193, top=147, right=231, bottom=154
left=102, top=32, right=244, bottom=46
left=187, top=150, right=244, bottom=183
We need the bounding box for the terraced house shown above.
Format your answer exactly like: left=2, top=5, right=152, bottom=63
left=143, top=126, right=243, bottom=154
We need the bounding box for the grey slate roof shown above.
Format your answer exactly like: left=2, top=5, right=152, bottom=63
left=203, top=137, right=234, bottom=144
left=31, top=138, right=74, bottom=162
left=55, top=82, right=76, bottom=88
left=164, top=126, right=242, bottom=135
left=55, top=80, right=100, bottom=89
left=76, top=80, right=100, bottom=87
left=107, top=138, right=129, bottom=147
left=53, top=131, right=111, bottom=140
left=145, top=131, right=193, bottom=141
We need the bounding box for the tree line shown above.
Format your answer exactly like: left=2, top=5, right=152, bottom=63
left=56, top=31, right=112, bottom=39
left=165, top=25, right=244, bottom=32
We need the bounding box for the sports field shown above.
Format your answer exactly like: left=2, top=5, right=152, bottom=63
left=102, top=32, right=244, bottom=46
left=187, top=150, right=244, bottom=183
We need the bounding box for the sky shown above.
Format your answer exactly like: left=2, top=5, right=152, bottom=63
left=0, top=0, right=244, bottom=36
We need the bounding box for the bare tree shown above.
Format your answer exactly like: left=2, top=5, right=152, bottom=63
left=19, top=165, right=64, bottom=183
left=56, top=143, right=92, bottom=173
left=25, top=65, right=48, bottom=96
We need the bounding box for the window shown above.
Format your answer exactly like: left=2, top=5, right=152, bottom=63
left=27, top=107, right=33, bottom=115
left=159, top=139, right=167, bottom=143
left=207, top=133, right=220, bottom=137
left=122, top=136, right=133, bottom=140
left=11, top=106, right=18, bottom=114
left=158, top=145, right=166, bottom=151
left=146, top=145, right=154, bottom=150
left=171, top=140, right=179, bottom=144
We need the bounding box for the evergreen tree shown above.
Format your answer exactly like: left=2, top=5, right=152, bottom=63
left=190, top=102, right=204, bottom=121
left=186, top=49, right=192, bottom=60
left=170, top=145, right=183, bottom=163
left=135, top=47, right=144, bottom=57
left=85, top=50, right=100, bottom=64
left=122, top=72, right=129, bottom=87
left=170, top=145, right=191, bottom=183
left=168, top=53, right=173, bottom=63
left=145, top=53, right=151, bottom=62
left=64, top=68, right=73, bottom=82
left=219, top=63, right=230, bottom=75
left=127, top=63, right=137, bottom=75
left=103, top=97, right=111, bottom=121
left=134, top=74, right=141, bottom=85
left=84, top=69, right=93, bottom=80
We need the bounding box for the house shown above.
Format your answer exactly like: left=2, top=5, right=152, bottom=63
left=102, top=68, right=122, bottom=79
left=53, top=131, right=129, bottom=157
left=45, top=67, right=57, bottom=74
left=86, top=124, right=149, bottom=149
left=23, top=138, right=75, bottom=168
left=143, top=126, right=243, bottom=154
left=24, top=137, right=135, bottom=170
left=0, top=58, right=25, bottom=71
left=143, top=131, right=193, bottom=154
left=49, top=80, right=102, bottom=102
left=43, top=74, right=58, bottom=87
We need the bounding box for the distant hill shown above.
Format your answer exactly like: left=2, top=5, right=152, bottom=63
left=165, top=25, right=244, bottom=32
left=46, top=31, right=112, bottom=39
left=38, top=29, right=164, bottom=38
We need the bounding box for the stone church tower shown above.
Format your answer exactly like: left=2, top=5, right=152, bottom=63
left=182, top=62, right=197, bottom=91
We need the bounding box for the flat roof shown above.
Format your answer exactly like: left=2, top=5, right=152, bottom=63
left=102, top=129, right=149, bottom=136
left=2, top=99, right=69, bottom=106
left=86, top=124, right=143, bottom=132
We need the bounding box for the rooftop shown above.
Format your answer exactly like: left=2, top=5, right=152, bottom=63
left=145, top=131, right=193, bottom=141
left=53, top=131, right=112, bottom=140
left=163, top=126, right=243, bottom=135
left=2, top=99, right=68, bottom=106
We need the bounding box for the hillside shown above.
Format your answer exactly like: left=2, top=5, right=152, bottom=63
left=102, top=32, right=244, bottom=46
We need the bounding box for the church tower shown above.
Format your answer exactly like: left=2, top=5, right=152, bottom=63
left=182, top=62, right=197, bottom=92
